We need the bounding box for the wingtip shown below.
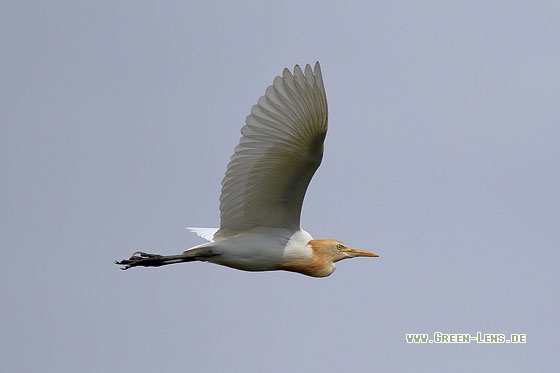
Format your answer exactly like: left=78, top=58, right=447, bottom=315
left=280, top=62, right=322, bottom=82
left=313, top=61, right=322, bottom=75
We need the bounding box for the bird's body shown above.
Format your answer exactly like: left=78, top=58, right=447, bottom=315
left=192, top=228, right=314, bottom=274
left=116, top=62, right=378, bottom=277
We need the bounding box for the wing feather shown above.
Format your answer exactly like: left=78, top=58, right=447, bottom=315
left=215, top=62, right=328, bottom=240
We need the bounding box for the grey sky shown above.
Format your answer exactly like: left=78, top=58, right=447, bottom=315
left=2, top=1, right=559, bottom=372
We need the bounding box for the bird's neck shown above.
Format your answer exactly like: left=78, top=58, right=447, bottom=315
left=274, top=240, right=335, bottom=277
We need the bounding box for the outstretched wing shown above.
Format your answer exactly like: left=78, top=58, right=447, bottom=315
left=215, top=62, right=328, bottom=240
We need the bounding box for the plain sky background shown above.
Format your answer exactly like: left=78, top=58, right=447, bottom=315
left=2, top=1, right=559, bottom=372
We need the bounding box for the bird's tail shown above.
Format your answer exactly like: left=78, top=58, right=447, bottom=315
left=186, top=227, right=219, bottom=242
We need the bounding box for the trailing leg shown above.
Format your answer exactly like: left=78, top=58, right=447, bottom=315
left=115, top=248, right=218, bottom=270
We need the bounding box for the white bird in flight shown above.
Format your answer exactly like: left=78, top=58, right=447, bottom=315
left=116, top=62, right=378, bottom=277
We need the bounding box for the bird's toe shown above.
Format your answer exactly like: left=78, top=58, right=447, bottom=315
left=114, top=251, right=164, bottom=269
left=132, top=251, right=161, bottom=259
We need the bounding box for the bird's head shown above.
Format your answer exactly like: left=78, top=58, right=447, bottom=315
left=288, top=238, right=379, bottom=277
left=310, top=238, right=379, bottom=262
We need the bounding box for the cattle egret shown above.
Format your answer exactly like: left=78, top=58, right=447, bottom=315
left=115, top=62, right=378, bottom=277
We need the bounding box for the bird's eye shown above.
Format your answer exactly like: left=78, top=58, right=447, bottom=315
left=336, top=243, right=344, bottom=250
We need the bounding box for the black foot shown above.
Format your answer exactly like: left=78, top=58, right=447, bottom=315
left=114, top=251, right=164, bottom=270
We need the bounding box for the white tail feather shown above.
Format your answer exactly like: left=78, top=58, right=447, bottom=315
left=186, top=227, right=219, bottom=242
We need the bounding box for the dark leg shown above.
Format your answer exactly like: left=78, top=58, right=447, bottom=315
left=114, top=249, right=218, bottom=270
